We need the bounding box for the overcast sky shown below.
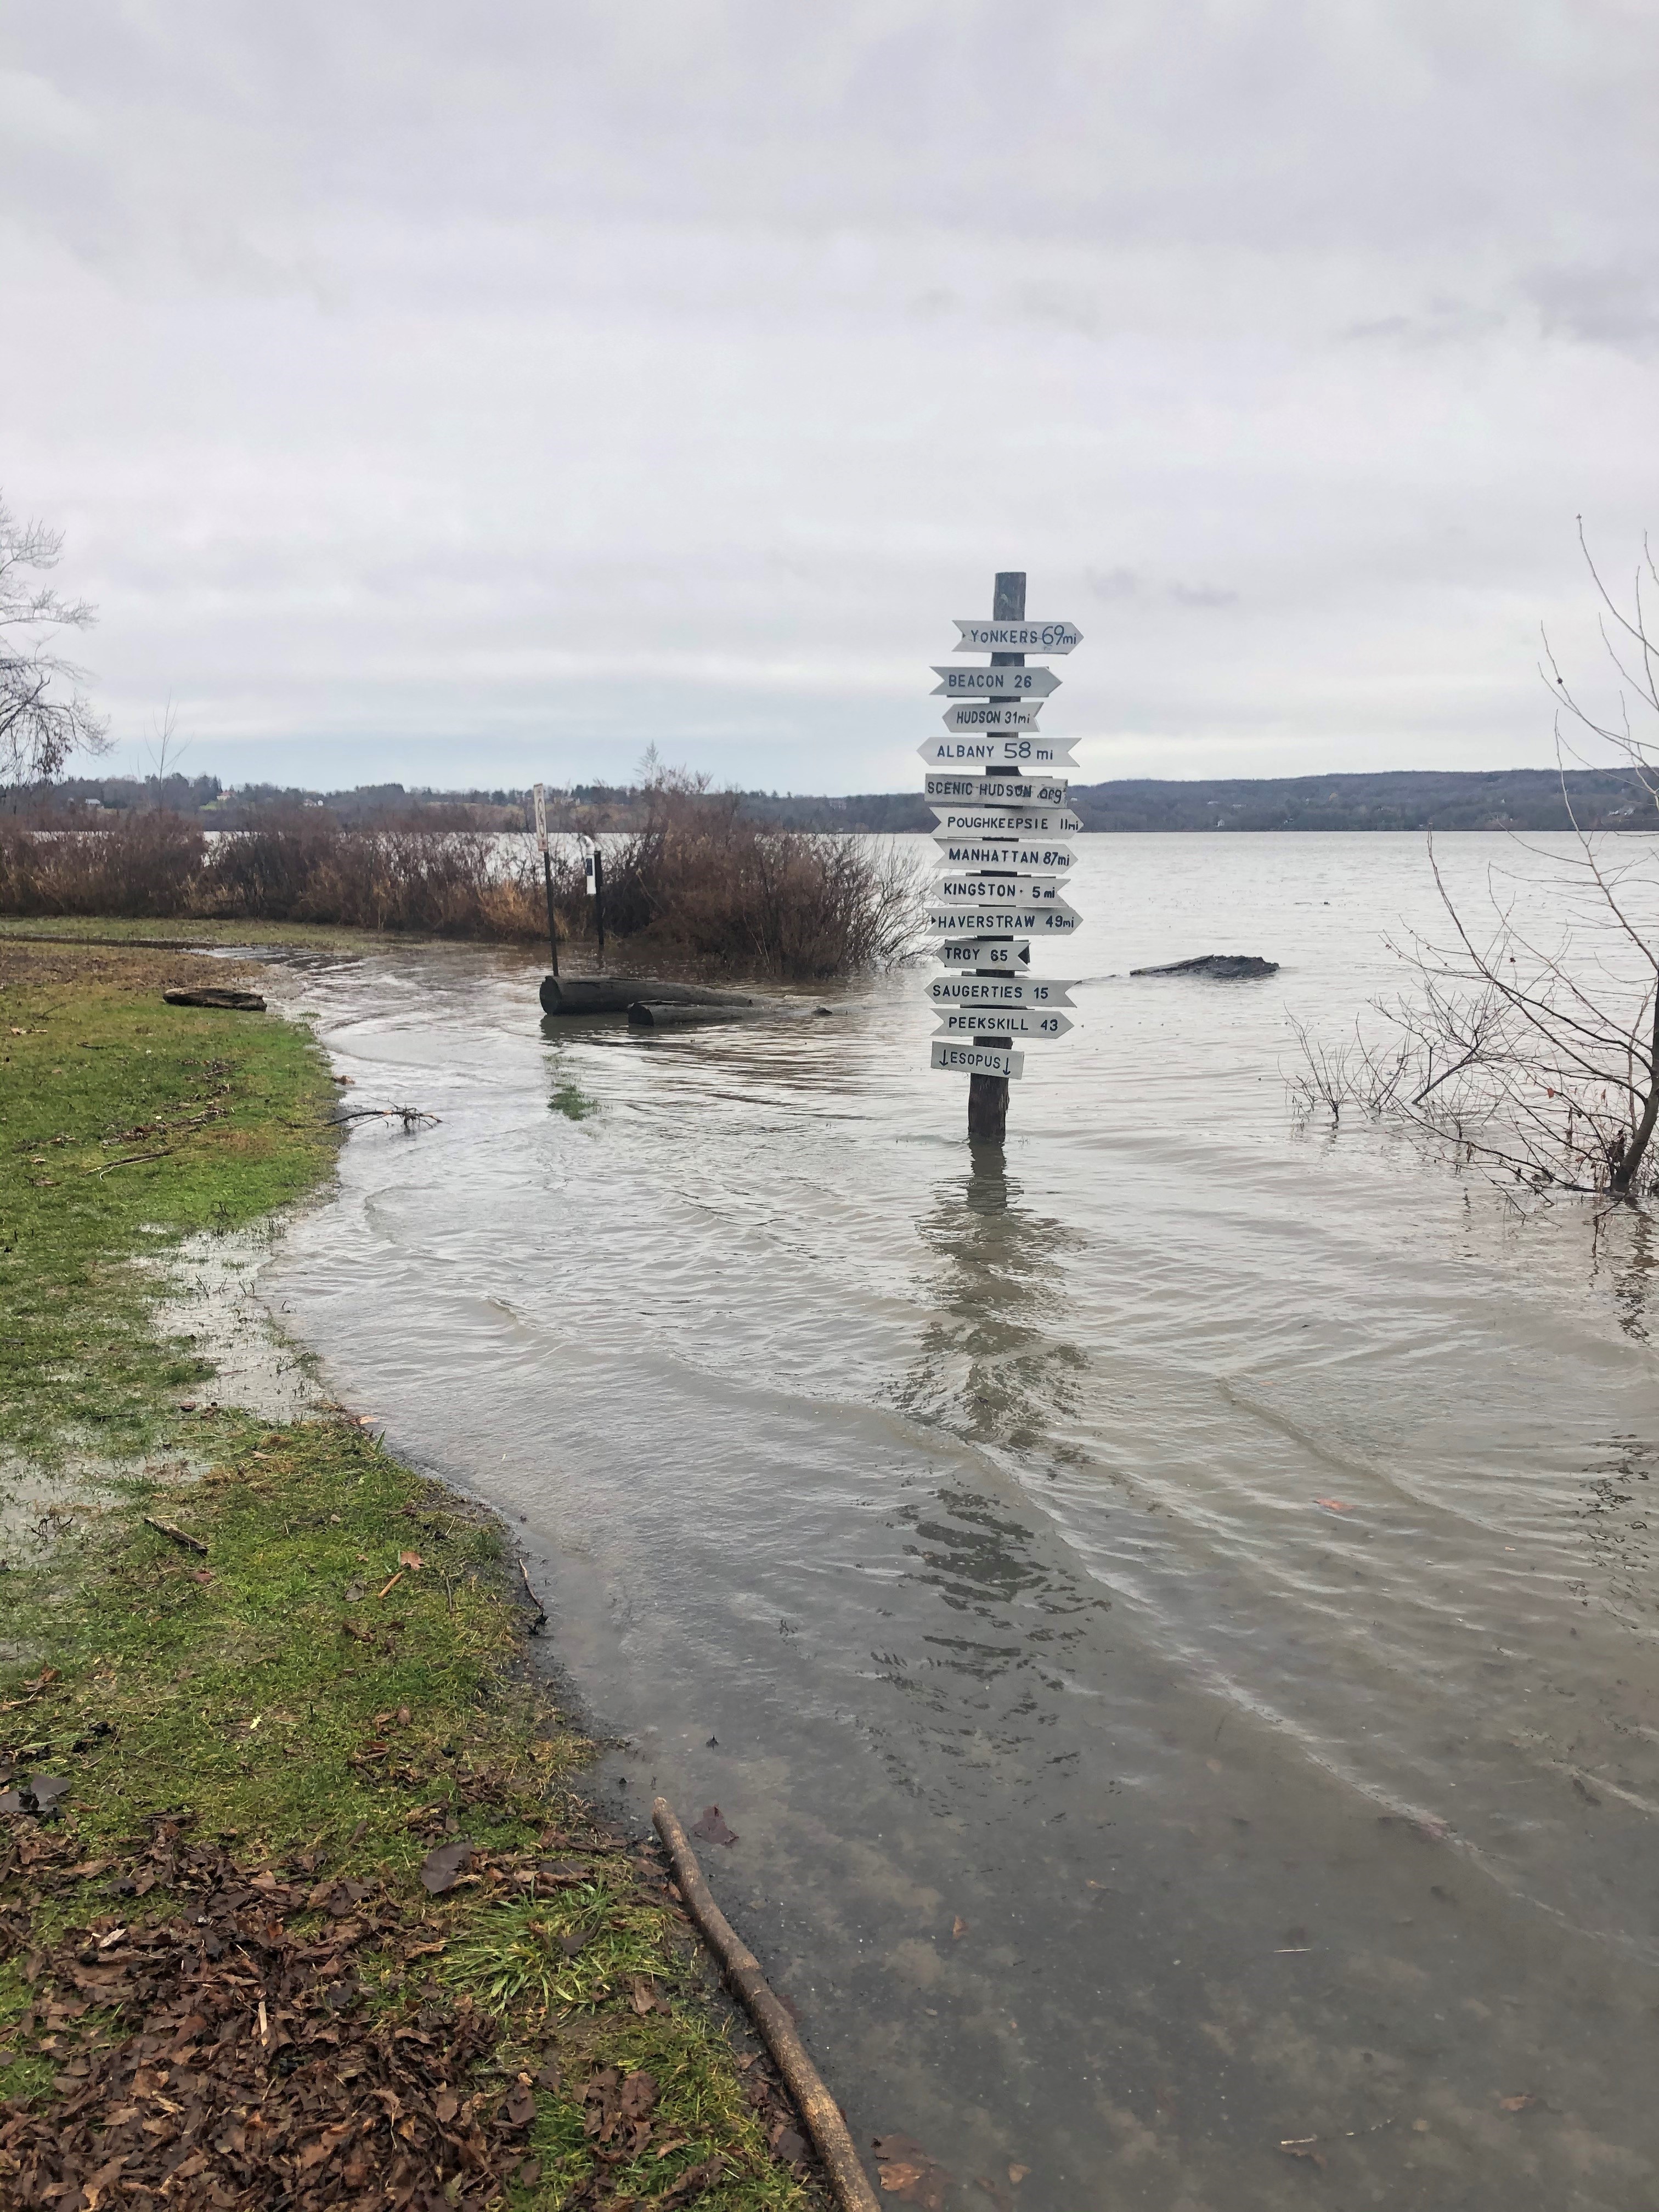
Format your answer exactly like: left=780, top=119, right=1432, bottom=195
left=3, top=2, right=1656, bottom=794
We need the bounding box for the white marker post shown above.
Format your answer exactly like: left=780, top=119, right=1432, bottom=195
left=534, top=781, right=558, bottom=979
left=924, top=573, right=1084, bottom=1143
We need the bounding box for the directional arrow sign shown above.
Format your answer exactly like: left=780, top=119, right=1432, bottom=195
left=933, top=939, right=1032, bottom=969
left=931, top=1040, right=1024, bottom=1080
left=928, top=975, right=1074, bottom=1008
left=932, top=665, right=1062, bottom=698
left=934, top=1007, right=1073, bottom=1040
left=927, top=900, right=1081, bottom=935
left=930, top=807, right=1082, bottom=836
left=919, top=736, right=1076, bottom=771
left=925, top=774, right=1070, bottom=805
left=941, top=701, right=1046, bottom=732
left=952, top=619, right=1082, bottom=655
left=933, top=873, right=1065, bottom=904
left=933, top=837, right=1077, bottom=872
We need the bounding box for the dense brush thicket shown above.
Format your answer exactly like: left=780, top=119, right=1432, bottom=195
left=0, top=787, right=919, bottom=980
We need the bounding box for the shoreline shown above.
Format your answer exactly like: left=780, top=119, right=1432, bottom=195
left=0, top=934, right=827, bottom=2210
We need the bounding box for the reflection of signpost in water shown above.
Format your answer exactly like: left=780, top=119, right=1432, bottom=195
left=926, top=574, right=1082, bottom=1144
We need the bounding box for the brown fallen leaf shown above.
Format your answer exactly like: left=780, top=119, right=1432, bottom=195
left=873, top=2133, right=951, bottom=2209
left=691, top=1804, right=738, bottom=1847
left=951, top=1915, right=968, bottom=1940
left=1314, top=1498, right=1352, bottom=1513
left=1498, top=2092, right=1539, bottom=2113
left=630, top=1977, right=659, bottom=2015
left=504, top=2084, right=535, bottom=2129
left=1009, top=2165, right=1030, bottom=2184
left=398, top=1550, right=422, bottom=1570
left=419, top=1838, right=475, bottom=1894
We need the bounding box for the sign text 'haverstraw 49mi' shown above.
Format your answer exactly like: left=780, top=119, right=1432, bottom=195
left=926, top=583, right=1085, bottom=1116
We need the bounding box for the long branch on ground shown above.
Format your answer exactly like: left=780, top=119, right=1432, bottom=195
left=0, top=940, right=819, bottom=2211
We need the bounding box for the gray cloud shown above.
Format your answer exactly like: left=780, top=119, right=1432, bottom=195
left=0, top=2, right=1655, bottom=789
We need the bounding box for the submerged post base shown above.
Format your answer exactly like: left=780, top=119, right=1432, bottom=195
left=968, top=1070, right=1009, bottom=1144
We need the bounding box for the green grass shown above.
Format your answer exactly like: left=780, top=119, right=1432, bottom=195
left=0, top=939, right=815, bottom=2210
left=548, top=1077, right=601, bottom=1122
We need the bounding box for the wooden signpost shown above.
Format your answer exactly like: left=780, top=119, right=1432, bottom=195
left=924, top=574, right=1082, bottom=1143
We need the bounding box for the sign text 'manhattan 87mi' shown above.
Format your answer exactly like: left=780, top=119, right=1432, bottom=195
left=926, top=593, right=1084, bottom=1092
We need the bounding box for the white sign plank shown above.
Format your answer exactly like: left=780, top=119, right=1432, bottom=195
left=918, top=736, right=1076, bottom=771
left=933, top=873, right=1065, bottom=904
left=934, top=1007, right=1073, bottom=1039
left=941, top=702, right=1046, bottom=732
left=933, top=837, right=1077, bottom=871
left=931, top=665, right=1062, bottom=698
left=931, top=1040, right=1024, bottom=1080
left=933, top=939, right=1031, bottom=968
left=925, top=774, right=1070, bottom=805
left=533, top=781, right=548, bottom=854
left=952, top=619, right=1082, bottom=655
left=930, top=808, right=1082, bottom=836
left=927, top=901, right=1081, bottom=935
left=928, top=975, right=1074, bottom=1008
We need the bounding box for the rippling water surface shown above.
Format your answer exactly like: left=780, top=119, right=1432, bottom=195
left=263, top=834, right=1659, bottom=2210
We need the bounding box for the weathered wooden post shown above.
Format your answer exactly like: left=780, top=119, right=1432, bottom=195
left=534, top=781, right=558, bottom=979
left=921, top=576, right=1083, bottom=1141
left=592, top=842, right=607, bottom=966
left=967, top=572, right=1024, bottom=1144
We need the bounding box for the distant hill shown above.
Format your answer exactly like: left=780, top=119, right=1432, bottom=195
left=743, top=767, right=1653, bottom=834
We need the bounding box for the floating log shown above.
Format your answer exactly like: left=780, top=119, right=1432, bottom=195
left=1130, top=953, right=1279, bottom=979
left=539, top=975, right=756, bottom=1017
left=162, top=986, right=267, bottom=1011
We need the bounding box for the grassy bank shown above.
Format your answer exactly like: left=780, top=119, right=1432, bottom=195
left=0, top=942, right=819, bottom=2210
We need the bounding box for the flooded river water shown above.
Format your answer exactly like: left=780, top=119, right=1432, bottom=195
left=261, top=833, right=1659, bottom=2210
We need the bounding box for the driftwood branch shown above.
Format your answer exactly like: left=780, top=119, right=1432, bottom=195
left=515, top=1554, right=547, bottom=1633
left=652, top=1797, right=880, bottom=2212
left=143, top=1516, right=207, bottom=1556
left=325, top=1105, right=441, bottom=1131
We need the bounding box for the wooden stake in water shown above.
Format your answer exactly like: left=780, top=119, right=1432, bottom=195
left=967, top=571, right=1023, bottom=1146
left=534, top=781, right=558, bottom=980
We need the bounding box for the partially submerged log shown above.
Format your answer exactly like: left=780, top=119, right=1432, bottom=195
left=162, top=986, right=267, bottom=1011
left=539, top=975, right=756, bottom=1017
left=1130, top=953, right=1279, bottom=979
left=628, top=1000, right=794, bottom=1029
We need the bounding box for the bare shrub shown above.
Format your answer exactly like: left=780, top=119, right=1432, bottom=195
left=597, top=775, right=920, bottom=978
left=0, top=812, right=204, bottom=916
left=1292, top=531, right=1659, bottom=1204
left=0, top=785, right=917, bottom=979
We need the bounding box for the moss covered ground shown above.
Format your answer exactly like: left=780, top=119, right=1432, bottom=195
left=0, top=939, right=816, bottom=2210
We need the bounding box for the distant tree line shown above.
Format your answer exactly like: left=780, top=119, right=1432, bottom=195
left=25, top=764, right=1655, bottom=834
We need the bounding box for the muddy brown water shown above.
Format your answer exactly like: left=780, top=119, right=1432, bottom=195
left=259, top=834, right=1659, bottom=2209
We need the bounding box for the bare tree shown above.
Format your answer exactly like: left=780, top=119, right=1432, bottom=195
left=0, top=493, right=110, bottom=794
left=1292, top=532, right=1659, bottom=1204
